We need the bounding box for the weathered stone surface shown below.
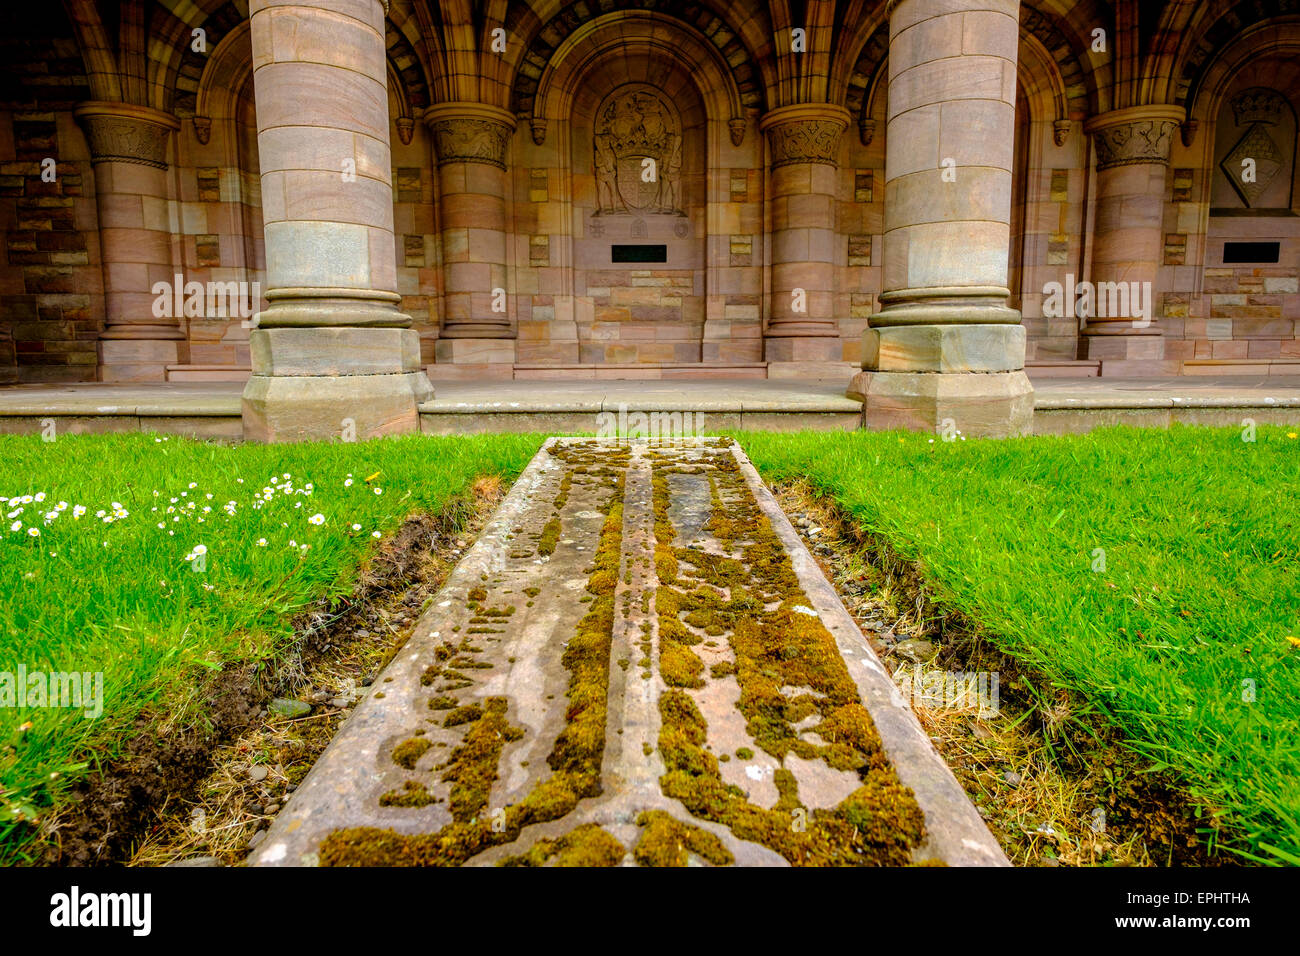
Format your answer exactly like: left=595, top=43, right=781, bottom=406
left=850, top=369, right=1035, bottom=436
left=864, top=324, right=1025, bottom=373
left=241, top=371, right=430, bottom=442
left=248, top=438, right=1004, bottom=867
left=250, top=327, right=423, bottom=377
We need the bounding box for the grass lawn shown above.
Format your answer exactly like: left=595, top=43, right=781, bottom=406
left=3, top=424, right=1296, bottom=867
left=0, top=431, right=542, bottom=862
left=741, top=424, right=1300, bottom=864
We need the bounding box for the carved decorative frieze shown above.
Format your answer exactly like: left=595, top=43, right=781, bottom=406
left=1084, top=106, right=1185, bottom=170
left=73, top=103, right=180, bottom=168
left=424, top=103, right=516, bottom=169
left=759, top=104, right=850, bottom=168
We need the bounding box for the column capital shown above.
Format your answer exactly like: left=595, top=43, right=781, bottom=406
left=424, top=102, right=517, bottom=169
left=73, top=102, right=180, bottom=168
left=759, top=104, right=850, bottom=167
left=1083, top=105, right=1186, bottom=170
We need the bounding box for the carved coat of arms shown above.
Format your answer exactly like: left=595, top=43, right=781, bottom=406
left=594, top=85, right=684, bottom=216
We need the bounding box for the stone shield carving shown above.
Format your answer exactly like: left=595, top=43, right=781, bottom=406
left=1221, top=88, right=1290, bottom=207
left=593, top=85, right=684, bottom=215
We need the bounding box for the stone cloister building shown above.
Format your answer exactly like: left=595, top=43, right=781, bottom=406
left=0, top=0, right=1297, bottom=437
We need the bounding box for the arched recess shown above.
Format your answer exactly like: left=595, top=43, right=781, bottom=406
left=1009, top=25, right=1091, bottom=360
left=508, top=0, right=768, bottom=122
left=186, top=20, right=263, bottom=366
left=528, top=11, right=749, bottom=146
left=1182, top=20, right=1300, bottom=321
left=521, top=12, right=760, bottom=366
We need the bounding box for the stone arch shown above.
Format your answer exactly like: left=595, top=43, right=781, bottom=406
left=1177, top=2, right=1300, bottom=116
left=386, top=18, right=431, bottom=114
left=527, top=11, right=749, bottom=146
left=1018, top=2, right=1096, bottom=121
left=1184, top=21, right=1300, bottom=215
left=508, top=0, right=766, bottom=120
left=193, top=20, right=253, bottom=136
left=842, top=21, right=888, bottom=146
left=171, top=1, right=245, bottom=118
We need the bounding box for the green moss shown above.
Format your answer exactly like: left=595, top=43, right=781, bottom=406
left=443, top=703, right=483, bottom=727
left=660, top=641, right=705, bottom=688
left=322, top=456, right=628, bottom=867
left=645, top=446, right=927, bottom=867
left=500, top=823, right=625, bottom=867
left=710, top=661, right=737, bottom=678
left=392, top=738, right=433, bottom=770
left=379, top=780, right=438, bottom=808
left=633, top=810, right=734, bottom=867
left=468, top=587, right=487, bottom=602
left=538, top=516, right=562, bottom=556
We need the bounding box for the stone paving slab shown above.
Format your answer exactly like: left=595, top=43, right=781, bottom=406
left=247, top=437, right=1005, bottom=867
left=4, top=378, right=1298, bottom=437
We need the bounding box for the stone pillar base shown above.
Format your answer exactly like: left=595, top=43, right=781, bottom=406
left=99, top=337, right=187, bottom=383
left=429, top=338, right=516, bottom=381
left=765, top=331, right=843, bottom=372
left=848, top=370, right=1035, bottom=437
left=864, top=325, right=1026, bottom=372
left=1078, top=327, right=1180, bottom=376
left=241, top=327, right=433, bottom=442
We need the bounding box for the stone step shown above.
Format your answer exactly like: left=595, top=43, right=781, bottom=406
left=248, top=438, right=1004, bottom=867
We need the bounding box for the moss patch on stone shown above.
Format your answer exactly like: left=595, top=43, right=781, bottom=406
left=500, top=823, right=624, bottom=867
left=633, top=810, right=734, bottom=867
left=392, top=738, right=433, bottom=770
left=320, top=445, right=628, bottom=867
left=379, top=780, right=438, bottom=808
left=538, top=517, right=562, bottom=557
left=647, top=445, right=927, bottom=866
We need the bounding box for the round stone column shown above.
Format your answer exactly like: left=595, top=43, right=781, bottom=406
left=848, top=0, right=1033, bottom=436
left=74, top=102, right=185, bottom=382
left=425, top=102, right=516, bottom=378
left=241, top=0, right=432, bottom=442
left=1080, top=105, right=1184, bottom=372
left=759, top=103, right=849, bottom=373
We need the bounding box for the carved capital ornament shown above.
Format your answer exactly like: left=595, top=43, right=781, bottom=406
left=759, top=104, right=850, bottom=167
left=73, top=102, right=181, bottom=169
left=424, top=103, right=516, bottom=169
left=1084, top=105, right=1186, bottom=170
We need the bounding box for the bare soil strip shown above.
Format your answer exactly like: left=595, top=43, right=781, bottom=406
left=249, top=438, right=1003, bottom=867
